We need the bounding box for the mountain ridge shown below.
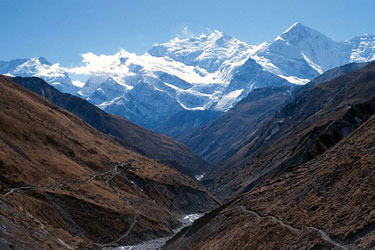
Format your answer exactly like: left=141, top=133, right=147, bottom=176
left=163, top=112, right=375, bottom=249
left=210, top=62, right=375, bottom=201
left=178, top=62, right=368, bottom=166
left=2, top=23, right=375, bottom=130
left=11, top=76, right=208, bottom=176
left=0, top=75, right=219, bottom=249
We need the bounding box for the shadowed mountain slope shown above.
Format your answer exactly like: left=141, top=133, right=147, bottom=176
left=209, top=62, right=375, bottom=201
left=164, top=108, right=375, bottom=250
left=178, top=85, right=295, bottom=165
left=178, top=63, right=367, bottom=168
left=155, top=110, right=222, bottom=139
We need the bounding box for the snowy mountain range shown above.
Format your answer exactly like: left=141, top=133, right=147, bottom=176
left=0, top=57, right=78, bottom=94
left=1, top=22, right=375, bottom=129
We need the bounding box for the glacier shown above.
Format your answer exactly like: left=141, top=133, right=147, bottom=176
left=2, top=22, right=375, bottom=130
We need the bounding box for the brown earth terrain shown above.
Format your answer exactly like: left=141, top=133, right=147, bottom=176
left=164, top=113, right=375, bottom=250
left=211, top=62, right=375, bottom=201
left=1, top=61, right=373, bottom=250
left=12, top=76, right=208, bottom=176
left=177, top=63, right=366, bottom=168
left=0, top=76, right=218, bottom=249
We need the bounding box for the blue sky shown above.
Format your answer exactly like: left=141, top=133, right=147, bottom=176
left=1, top=0, right=375, bottom=66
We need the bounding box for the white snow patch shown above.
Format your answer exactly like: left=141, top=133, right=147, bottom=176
left=215, top=89, right=244, bottom=111
left=98, top=96, right=124, bottom=109
left=277, top=75, right=310, bottom=85
left=72, top=80, right=85, bottom=87
left=301, top=52, right=324, bottom=74
left=195, top=173, right=205, bottom=181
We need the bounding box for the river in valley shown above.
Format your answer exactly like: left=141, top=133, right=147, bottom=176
left=110, top=213, right=202, bottom=250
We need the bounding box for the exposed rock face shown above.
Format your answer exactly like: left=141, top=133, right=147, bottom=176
left=163, top=103, right=375, bottom=250
left=210, top=62, right=375, bottom=201
left=0, top=76, right=218, bottom=249
left=12, top=76, right=208, bottom=176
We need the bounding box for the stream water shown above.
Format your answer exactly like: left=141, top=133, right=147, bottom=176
left=110, top=213, right=202, bottom=250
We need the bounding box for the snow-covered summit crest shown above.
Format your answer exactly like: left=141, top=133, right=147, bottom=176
left=279, top=22, right=332, bottom=45
left=282, top=22, right=306, bottom=34
left=3, top=22, right=375, bottom=130
left=149, top=29, right=252, bottom=73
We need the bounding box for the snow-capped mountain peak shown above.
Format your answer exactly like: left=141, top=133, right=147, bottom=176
left=34, top=56, right=52, bottom=65
left=13, top=57, right=52, bottom=75
left=280, top=22, right=309, bottom=37
left=149, top=30, right=253, bottom=74
left=0, top=57, right=76, bottom=94
left=251, top=22, right=350, bottom=82
left=3, top=23, right=375, bottom=131
left=279, top=22, right=339, bottom=51
left=348, top=33, right=375, bottom=62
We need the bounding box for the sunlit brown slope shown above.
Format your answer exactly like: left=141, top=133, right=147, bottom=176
left=12, top=76, right=208, bottom=176
left=164, top=114, right=375, bottom=250
left=0, top=76, right=218, bottom=249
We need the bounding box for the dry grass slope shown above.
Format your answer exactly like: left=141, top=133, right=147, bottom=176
left=0, top=76, right=217, bottom=249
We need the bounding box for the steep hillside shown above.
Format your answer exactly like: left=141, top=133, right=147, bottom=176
left=179, top=63, right=367, bottom=166
left=211, top=62, right=375, bottom=201
left=0, top=76, right=218, bottom=249
left=12, top=76, right=208, bottom=176
left=164, top=113, right=375, bottom=250
left=155, top=110, right=222, bottom=139
left=178, top=86, right=294, bottom=165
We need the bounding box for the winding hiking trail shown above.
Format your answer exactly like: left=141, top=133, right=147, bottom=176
left=99, top=214, right=139, bottom=248
left=240, top=205, right=301, bottom=234
left=240, top=205, right=352, bottom=250
left=1, top=162, right=141, bottom=249
left=2, top=163, right=127, bottom=197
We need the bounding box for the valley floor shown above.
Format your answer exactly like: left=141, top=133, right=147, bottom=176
left=110, top=214, right=202, bottom=250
